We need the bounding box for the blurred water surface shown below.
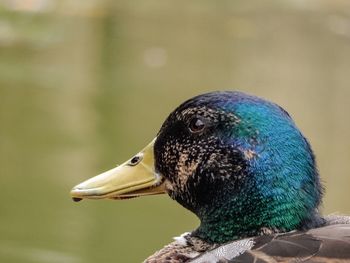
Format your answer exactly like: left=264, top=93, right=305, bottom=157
left=1, top=1, right=350, bottom=262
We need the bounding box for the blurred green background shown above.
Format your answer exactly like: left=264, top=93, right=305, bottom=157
left=1, top=0, right=350, bottom=262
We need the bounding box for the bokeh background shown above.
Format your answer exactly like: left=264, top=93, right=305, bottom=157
left=1, top=0, right=350, bottom=262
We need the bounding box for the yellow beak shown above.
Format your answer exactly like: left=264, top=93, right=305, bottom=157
left=70, top=139, right=165, bottom=201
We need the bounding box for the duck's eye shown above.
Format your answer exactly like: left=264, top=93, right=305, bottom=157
left=128, top=154, right=143, bottom=166
left=189, top=117, right=206, bottom=133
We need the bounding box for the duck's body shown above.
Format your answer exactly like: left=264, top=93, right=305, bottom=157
left=71, top=91, right=350, bottom=263
left=147, top=215, right=350, bottom=262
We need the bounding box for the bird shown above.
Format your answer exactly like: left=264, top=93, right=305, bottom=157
left=71, top=91, right=350, bottom=262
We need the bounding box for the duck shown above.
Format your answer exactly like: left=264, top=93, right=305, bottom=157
left=70, top=91, right=350, bottom=262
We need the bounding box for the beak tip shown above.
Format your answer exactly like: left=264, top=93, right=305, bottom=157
left=70, top=186, right=85, bottom=200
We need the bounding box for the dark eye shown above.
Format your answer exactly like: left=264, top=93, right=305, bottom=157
left=189, top=117, right=206, bottom=133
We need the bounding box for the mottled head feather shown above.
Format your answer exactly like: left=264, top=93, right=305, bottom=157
left=154, top=91, right=323, bottom=244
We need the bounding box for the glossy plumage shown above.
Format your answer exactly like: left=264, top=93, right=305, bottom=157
left=149, top=92, right=350, bottom=262
left=154, top=92, right=324, bottom=241
left=71, top=91, right=350, bottom=262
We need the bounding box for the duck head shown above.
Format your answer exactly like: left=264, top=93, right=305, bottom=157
left=71, top=91, right=323, bottom=243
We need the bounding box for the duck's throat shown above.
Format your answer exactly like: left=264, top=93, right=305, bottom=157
left=193, top=219, right=255, bottom=244
left=192, top=199, right=269, bottom=244
left=191, top=194, right=324, bottom=244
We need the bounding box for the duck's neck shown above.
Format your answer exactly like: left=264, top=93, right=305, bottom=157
left=191, top=185, right=324, bottom=244
left=192, top=190, right=267, bottom=243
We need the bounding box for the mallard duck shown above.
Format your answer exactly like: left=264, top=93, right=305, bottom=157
left=71, top=91, right=350, bottom=262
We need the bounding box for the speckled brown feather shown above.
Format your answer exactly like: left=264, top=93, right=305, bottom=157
left=144, top=234, right=214, bottom=263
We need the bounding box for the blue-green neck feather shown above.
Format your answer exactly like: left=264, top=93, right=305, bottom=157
left=194, top=94, right=323, bottom=243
